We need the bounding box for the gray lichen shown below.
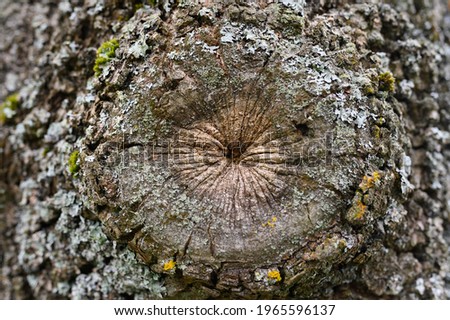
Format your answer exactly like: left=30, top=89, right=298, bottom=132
left=1, top=0, right=450, bottom=299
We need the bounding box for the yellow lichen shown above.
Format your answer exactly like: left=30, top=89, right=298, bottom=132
left=262, top=216, right=277, bottom=228
left=354, top=200, right=367, bottom=220
left=163, top=260, right=176, bottom=271
left=267, top=269, right=281, bottom=282
left=347, top=171, right=382, bottom=224
left=346, top=192, right=368, bottom=224
left=359, top=171, right=381, bottom=192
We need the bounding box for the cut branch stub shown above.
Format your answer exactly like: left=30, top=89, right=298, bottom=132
left=80, top=3, right=409, bottom=297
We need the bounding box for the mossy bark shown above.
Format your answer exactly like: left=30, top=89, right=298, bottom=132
left=1, top=0, right=449, bottom=299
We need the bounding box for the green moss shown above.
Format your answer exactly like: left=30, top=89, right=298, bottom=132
left=68, top=150, right=80, bottom=176
left=42, top=147, right=51, bottom=156
left=363, top=84, right=375, bottom=96
left=378, top=71, right=395, bottom=93
left=0, top=93, right=19, bottom=124
left=94, top=39, right=120, bottom=77
left=372, top=125, right=381, bottom=139
left=376, top=117, right=386, bottom=126
left=278, top=14, right=305, bottom=37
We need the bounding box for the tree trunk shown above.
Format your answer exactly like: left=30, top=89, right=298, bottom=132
left=1, top=0, right=449, bottom=299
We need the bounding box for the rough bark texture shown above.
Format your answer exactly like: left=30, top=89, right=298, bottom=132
left=1, top=0, right=449, bottom=299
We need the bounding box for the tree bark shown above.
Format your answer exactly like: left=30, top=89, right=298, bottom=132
left=1, top=0, right=449, bottom=299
